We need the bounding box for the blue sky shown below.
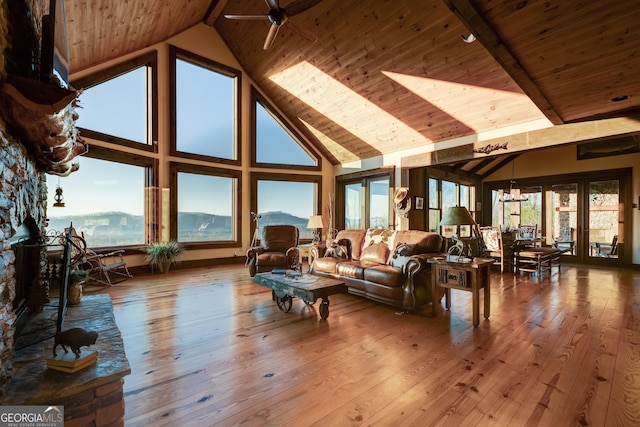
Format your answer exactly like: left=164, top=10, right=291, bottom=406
left=48, top=60, right=318, bottom=219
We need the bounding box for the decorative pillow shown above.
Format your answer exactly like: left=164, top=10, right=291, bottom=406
left=360, top=242, right=390, bottom=264
left=324, top=238, right=350, bottom=259
left=388, top=243, right=419, bottom=268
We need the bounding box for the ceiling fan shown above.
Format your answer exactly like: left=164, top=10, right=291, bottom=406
left=224, top=0, right=323, bottom=50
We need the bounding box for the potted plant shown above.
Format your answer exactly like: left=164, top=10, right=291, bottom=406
left=145, top=240, right=184, bottom=273
left=68, top=268, right=89, bottom=305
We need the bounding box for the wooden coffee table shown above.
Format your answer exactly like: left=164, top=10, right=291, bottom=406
left=254, top=272, right=347, bottom=319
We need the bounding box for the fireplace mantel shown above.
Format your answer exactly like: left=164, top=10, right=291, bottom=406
left=0, top=294, right=130, bottom=426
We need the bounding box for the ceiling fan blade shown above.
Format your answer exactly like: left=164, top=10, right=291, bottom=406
left=288, top=20, right=318, bottom=43
left=224, top=14, right=270, bottom=20
left=265, top=0, right=279, bottom=10
left=263, top=24, right=280, bottom=50
left=285, top=0, right=323, bottom=17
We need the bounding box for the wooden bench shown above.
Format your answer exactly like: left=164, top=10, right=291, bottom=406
left=515, top=247, right=563, bottom=276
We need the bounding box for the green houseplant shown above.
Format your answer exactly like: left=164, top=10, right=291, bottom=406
left=145, top=240, right=184, bottom=273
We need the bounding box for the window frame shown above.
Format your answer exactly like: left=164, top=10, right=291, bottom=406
left=68, top=144, right=159, bottom=252
left=250, top=172, right=323, bottom=244
left=426, top=171, right=477, bottom=237
left=169, top=162, right=242, bottom=249
left=71, top=51, right=158, bottom=153
left=250, top=88, right=321, bottom=171
left=169, top=45, right=242, bottom=165
left=336, top=167, right=395, bottom=230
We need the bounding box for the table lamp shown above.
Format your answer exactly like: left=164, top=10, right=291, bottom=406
left=307, top=215, right=325, bottom=244
left=439, top=206, right=476, bottom=260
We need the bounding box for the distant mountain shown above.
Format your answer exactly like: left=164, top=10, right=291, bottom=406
left=46, top=210, right=312, bottom=245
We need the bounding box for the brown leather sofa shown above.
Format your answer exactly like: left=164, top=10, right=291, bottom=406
left=247, top=225, right=299, bottom=277
left=310, top=229, right=446, bottom=311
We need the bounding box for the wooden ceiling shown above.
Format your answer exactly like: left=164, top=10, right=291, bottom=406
left=63, top=0, right=640, bottom=166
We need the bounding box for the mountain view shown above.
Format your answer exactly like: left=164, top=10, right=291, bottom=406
left=47, top=210, right=312, bottom=247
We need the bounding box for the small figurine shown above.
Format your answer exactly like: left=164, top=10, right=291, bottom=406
left=53, top=328, right=99, bottom=358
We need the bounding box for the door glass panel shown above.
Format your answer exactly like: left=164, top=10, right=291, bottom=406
left=588, top=180, right=619, bottom=258
left=345, top=183, right=362, bottom=229
left=368, top=178, right=389, bottom=229
left=520, top=186, right=542, bottom=231
left=552, top=184, right=578, bottom=256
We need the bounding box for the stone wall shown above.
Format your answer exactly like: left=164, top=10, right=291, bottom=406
left=0, top=0, right=51, bottom=392
left=0, top=107, right=48, bottom=392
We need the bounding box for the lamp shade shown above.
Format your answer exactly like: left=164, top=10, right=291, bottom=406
left=307, top=215, right=325, bottom=229
left=439, top=206, right=476, bottom=226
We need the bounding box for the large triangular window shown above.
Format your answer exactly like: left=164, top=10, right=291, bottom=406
left=252, top=89, right=320, bottom=170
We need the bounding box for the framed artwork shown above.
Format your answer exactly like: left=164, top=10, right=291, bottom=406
left=415, top=196, right=424, bottom=210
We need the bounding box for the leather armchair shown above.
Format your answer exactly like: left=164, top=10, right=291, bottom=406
left=246, top=225, right=300, bottom=277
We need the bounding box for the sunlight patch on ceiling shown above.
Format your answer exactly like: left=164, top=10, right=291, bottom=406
left=382, top=71, right=551, bottom=132
left=269, top=61, right=434, bottom=151
left=298, top=118, right=361, bottom=164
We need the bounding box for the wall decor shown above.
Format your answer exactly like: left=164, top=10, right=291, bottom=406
left=577, top=136, right=640, bottom=160
left=415, top=197, right=424, bottom=210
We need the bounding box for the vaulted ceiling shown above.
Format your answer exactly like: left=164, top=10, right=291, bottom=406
left=63, top=0, right=640, bottom=167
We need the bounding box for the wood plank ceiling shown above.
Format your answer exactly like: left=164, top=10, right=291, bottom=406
left=63, top=0, right=640, bottom=168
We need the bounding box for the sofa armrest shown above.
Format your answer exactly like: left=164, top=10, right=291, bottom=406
left=310, top=244, right=325, bottom=261
left=401, top=253, right=444, bottom=311
left=246, top=246, right=264, bottom=260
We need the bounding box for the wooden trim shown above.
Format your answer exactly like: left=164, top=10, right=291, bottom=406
left=249, top=172, right=323, bottom=242
left=168, top=46, right=242, bottom=167
left=401, top=115, right=640, bottom=168
left=335, top=167, right=395, bottom=230
left=250, top=87, right=321, bottom=172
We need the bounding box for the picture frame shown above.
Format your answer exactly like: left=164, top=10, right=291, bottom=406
left=415, top=196, right=424, bottom=210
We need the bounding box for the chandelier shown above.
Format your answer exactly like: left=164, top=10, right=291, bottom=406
left=498, top=161, right=528, bottom=203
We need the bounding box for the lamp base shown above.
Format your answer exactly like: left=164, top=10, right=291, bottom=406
left=312, top=231, right=321, bottom=244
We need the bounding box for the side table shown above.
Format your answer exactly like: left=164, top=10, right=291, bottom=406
left=298, top=243, right=315, bottom=270
left=430, top=256, right=493, bottom=327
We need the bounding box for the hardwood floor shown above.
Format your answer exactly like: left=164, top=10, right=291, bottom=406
left=92, top=263, right=640, bottom=426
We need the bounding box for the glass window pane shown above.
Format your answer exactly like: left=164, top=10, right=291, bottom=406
left=176, top=59, right=235, bottom=159
left=428, top=210, right=440, bottom=233
left=428, top=178, right=439, bottom=208
left=77, top=67, right=147, bottom=143
left=441, top=180, right=457, bottom=212
left=46, top=158, right=146, bottom=247
left=256, top=102, right=316, bottom=166
left=520, top=186, right=542, bottom=230
left=552, top=183, right=578, bottom=255
left=369, top=178, right=389, bottom=229
left=588, top=180, right=620, bottom=258
left=177, top=172, right=236, bottom=242
left=460, top=185, right=469, bottom=209
left=257, top=180, right=315, bottom=240
left=345, top=183, right=362, bottom=229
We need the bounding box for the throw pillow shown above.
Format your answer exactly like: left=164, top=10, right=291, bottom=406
left=388, top=243, right=418, bottom=268
left=361, top=242, right=390, bottom=264
left=324, top=239, right=350, bottom=259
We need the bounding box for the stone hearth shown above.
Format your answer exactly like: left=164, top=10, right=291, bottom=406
left=0, top=294, right=130, bottom=427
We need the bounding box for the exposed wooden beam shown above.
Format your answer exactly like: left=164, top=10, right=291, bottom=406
left=467, top=158, right=495, bottom=175
left=481, top=154, right=519, bottom=178
left=203, top=0, right=229, bottom=26
left=401, top=114, right=640, bottom=168
left=441, top=0, right=564, bottom=125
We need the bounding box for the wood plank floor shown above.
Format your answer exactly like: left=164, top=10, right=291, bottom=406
left=91, top=263, right=640, bottom=426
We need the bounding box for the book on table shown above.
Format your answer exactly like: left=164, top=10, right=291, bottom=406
left=46, top=350, right=98, bottom=373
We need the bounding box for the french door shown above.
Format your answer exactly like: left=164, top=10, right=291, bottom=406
left=550, top=172, right=627, bottom=266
